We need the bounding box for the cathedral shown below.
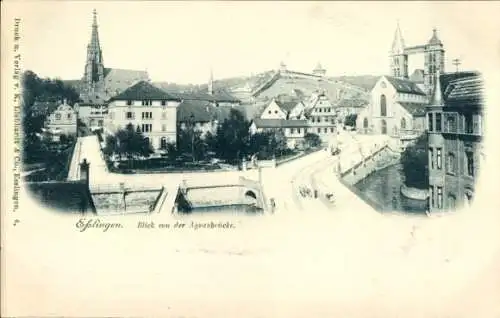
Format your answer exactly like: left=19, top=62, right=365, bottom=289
left=79, top=10, right=150, bottom=104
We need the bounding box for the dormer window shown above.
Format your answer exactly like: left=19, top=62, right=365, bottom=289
left=126, top=100, right=133, bottom=106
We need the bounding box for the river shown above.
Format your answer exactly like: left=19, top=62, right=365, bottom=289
left=354, top=163, right=427, bottom=215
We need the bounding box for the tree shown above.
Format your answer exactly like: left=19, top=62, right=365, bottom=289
left=113, top=123, right=153, bottom=167
left=401, top=134, right=429, bottom=189
left=214, top=109, right=250, bottom=163
left=344, top=113, right=358, bottom=128
left=268, top=129, right=287, bottom=157
left=304, top=133, right=321, bottom=149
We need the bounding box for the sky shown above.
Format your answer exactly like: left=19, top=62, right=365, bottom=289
left=10, top=1, right=500, bottom=84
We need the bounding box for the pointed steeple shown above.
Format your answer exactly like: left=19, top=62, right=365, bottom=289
left=208, top=68, right=214, bottom=95
left=428, top=27, right=442, bottom=45
left=89, top=9, right=103, bottom=63
left=429, top=70, right=443, bottom=106
left=391, top=21, right=405, bottom=55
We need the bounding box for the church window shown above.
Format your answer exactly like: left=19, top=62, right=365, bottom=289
left=126, top=100, right=133, bottom=106
left=400, top=118, right=406, bottom=129
left=435, top=113, right=442, bottom=132
left=437, top=148, right=442, bottom=169
left=380, top=94, right=387, bottom=116
left=448, top=194, right=456, bottom=210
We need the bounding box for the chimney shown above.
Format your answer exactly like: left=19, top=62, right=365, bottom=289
left=79, top=158, right=90, bottom=188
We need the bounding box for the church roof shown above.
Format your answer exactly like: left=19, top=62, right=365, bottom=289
left=109, top=81, right=180, bottom=101
left=385, top=76, right=427, bottom=96
left=399, top=102, right=427, bottom=117
left=275, top=100, right=298, bottom=112
left=409, top=69, right=425, bottom=83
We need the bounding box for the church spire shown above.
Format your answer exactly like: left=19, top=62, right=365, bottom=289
left=391, top=20, right=405, bottom=55
left=83, top=9, right=105, bottom=103
left=429, top=70, right=443, bottom=106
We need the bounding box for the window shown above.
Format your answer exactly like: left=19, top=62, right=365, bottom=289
left=429, top=148, right=434, bottom=169
left=437, top=148, right=442, bottom=169
left=268, top=110, right=271, bottom=114
left=363, top=118, right=368, bottom=128
left=317, top=128, right=321, bottom=133
left=435, top=113, right=442, bottom=132
left=465, top=151, right=474, bottom=177
left=142, top=112, right=152, bottom=120
left=141, top=124, right=152, bottom=133
left=290, top=128, right=295, bottom=134
left=473, top=114, right=480, bottom=135
left=55, top=113, right=61, bottom=120
left=142, top=100, right=152, bottom=106
left=274, top=110, right=278, bottom=114
left=324, top=128, right=327, bottom=133
left=464, top=113, right=473, bottom=134
left=161, top=124, right=166, bottom=132
left=161, top=100, right=166, bottom=106
left=67, top=113, right=72, bottom=119
left=437, top=186, right=443, bottom=209
left=430, top=186, right=434, bottom=208
left=160, top=137, right=167, bottom=149
left=380, top=94, right=387, bottom=116
left=162, top=112, right=167, bottom=120
left=126, top=111, right=134, bottom=119
left=319, top=109, right=322, bottom=113
left=448, top=194, right=456, bottom=210
left=381, top=119, right=387, bottom=134
left=447, top=152, right=456, bottom=174
left=400, top=118, right=406, bottom=129
left=297, top=128, right=301, bottom=134
left=446, top=114, right=456, bottom=133
left=428, top=113, right=433, bottom=131
left=126, top=100, right=133, bottom=106
left=330, top=127, right=334, bottom=133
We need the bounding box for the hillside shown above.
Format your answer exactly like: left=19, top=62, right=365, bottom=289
left=329, top=75, right=381, bottom=92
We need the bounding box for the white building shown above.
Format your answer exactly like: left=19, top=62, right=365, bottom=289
left=260, top=98, right=307, bottom=120
left=45, top=99, right=78, bottom=136
left=356, top=76, right=428, bottom=139
left=104, top=81, right=181, bottom=152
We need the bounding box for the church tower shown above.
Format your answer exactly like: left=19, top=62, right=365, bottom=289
left=83, top=9, right=105, bottom=103
left=389, top=22, right=408, bottom=78
left=424, top=28, right=445, bottom=95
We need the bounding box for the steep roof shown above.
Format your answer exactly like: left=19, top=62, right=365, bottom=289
left=445, top=76, right=484, bottom=107
left=385, top=76, right=427, bottom=96
left=440, top=71, right=480, bottom=96
left=252, top=118, right=309, bottom=128
left=275, top=100, right=298, bottom=112
left=391, top=22, right=406, bottom=54
left=26, top=181, right=96, bottom=213
left=109, top=81, right=180, bottom=101
left=409, top=69, right=425, bottom=83
left=399, top=102, right=427, bottom=117
left=177, top=100, right=213, bottom=123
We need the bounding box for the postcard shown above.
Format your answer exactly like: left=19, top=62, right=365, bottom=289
left=2, top=1, right=500, bottom=317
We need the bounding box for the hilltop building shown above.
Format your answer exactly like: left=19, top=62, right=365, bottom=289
left=427, top=71, right=484, bottom=213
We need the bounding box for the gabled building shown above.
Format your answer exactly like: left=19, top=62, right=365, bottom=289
left=45, top=99, right=78, bottom=137
left=249, top=118, right=309, bottom=149
left=356, top=75, right=428, bottom=141
left=177, top=99, right=219, bottom=137
left=104, top=81, right=181, bottom=152
left=304, top=92, right=338, bottom=143
left=427, top=71, right=484, bottom=213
